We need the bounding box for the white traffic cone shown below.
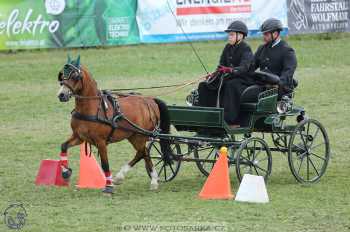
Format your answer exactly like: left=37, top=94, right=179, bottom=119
left=235, top=174, right=269, bottom=203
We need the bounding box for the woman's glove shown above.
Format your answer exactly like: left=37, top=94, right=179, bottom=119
left=217, top=65, right=233, bottom=73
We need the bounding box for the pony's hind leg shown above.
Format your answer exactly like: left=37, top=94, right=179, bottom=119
left=113, top=135, right=147, bottom=185
left=144, top=148, right=159, bottom=190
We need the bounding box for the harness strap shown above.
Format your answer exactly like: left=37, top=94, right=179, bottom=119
left=71, top=110, right=158, bottom=141
left=71, top=92, right=160, bottom=145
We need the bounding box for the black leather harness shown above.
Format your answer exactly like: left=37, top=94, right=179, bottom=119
left=71, top=91, right=158, bottom=144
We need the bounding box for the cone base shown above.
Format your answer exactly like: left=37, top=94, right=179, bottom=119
left=199, top=194, right=234, bottom=200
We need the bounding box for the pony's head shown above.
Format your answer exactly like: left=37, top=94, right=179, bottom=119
left=57, top=55, right=83, bottom=102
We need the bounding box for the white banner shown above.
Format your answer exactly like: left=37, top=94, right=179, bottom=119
left=137, top=0, right=288, bottom=43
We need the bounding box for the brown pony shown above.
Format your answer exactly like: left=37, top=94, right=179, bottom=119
left=56, top=55, right=172, bottom=194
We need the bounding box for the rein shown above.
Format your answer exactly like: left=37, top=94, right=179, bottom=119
left=105, top=74, right=210, bottom=97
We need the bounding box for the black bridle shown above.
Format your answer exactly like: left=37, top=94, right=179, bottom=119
left=58, top=63, right=102, bottom=100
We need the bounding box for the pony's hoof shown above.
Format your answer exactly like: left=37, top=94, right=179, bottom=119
left=113, top=176, right=124, bottom=185
left=150, top=183, right=159, bottom=191
left=62, top=167, right=72, bottom=180
left=102, top=186, right=114, bottom=196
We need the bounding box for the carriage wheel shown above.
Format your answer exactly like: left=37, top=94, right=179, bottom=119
left=193, top=145, right=235, bottom=177
left=288, top=119, right=330, bottom=183
left=193, top=145, right=219, bottom=176
left=146, top=140, right=181, bottom=182
left=235, top=137, right=272, bottom=182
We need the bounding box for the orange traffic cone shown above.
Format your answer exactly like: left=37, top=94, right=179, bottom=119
left=76, top=142, right=106, bottom=189
left=198, top=147, right=234, bottom=200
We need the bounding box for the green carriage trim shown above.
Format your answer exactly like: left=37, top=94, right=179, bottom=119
left=168, top=87, right=281, bottom=135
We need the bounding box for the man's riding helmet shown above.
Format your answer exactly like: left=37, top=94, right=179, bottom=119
left=260, top=18, right=283, bottom=33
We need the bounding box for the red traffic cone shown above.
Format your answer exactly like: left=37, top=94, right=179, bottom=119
left=76, top=143, right=106, bottom=189
left=198, top=147, right=234, bottom=200
left=35, top=159, right=69, bottom=186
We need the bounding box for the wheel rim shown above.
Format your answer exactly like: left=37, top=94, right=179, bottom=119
left=193, top=145, right=219, bottom=176
left=288, top=119, right=330, bottom=183
left=236, top=138, right=272, bottom=182
left=147, top=141, right=181, bottom=182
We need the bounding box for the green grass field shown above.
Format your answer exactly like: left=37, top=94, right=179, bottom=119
left=1, top=35, right=350, bottom=232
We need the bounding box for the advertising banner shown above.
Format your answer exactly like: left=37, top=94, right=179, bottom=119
left=0, top=0, right=139, bottom=50
left=136, top=0, right=288, bottom=43
left=287, top=0, right=350, bottom=34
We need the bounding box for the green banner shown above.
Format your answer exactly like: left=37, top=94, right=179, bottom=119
left=0, top=0, right=139, bottom=50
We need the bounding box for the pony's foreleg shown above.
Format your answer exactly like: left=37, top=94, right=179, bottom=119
left=60, top=135, right=82, bottom=180
left=97, top=141, right=114, bottom=195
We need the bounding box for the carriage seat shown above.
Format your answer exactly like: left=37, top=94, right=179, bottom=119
left=240, top=85, right=265, bottom=112
left=240, top=71, right=298, bottom=112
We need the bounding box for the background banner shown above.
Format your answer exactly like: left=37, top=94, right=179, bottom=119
left=136, top=0, right=288, bottom=43
left=0, top=0, right=139, bottom=50
left=1, top=0, right=349, bottom=50
left=287, top=0, right=350, bottom=34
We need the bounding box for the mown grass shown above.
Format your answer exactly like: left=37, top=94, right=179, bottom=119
left=0, top=34, right=350, bottom=232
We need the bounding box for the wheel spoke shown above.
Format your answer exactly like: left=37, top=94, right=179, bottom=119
left=297, top=156, right=305, bottom=176
left=283, top=135, right=288, bottom=147
left=306, top=156, right=310, bottom=181
left=299, top=130, right=308, bottom=148
left=169, top=164, right=176, bottom=176
left=309, top=127, right=320, bottom=148
left=153, top=145, right=163, bottom=156
left=257, top=156, right=268, bottom=162
left=154, top=159, right=163, bottom=167
left=252, top=141, right=257, bottom=160
left=308, top=156, right=320, bottom=176
left=240, top=155, right=253, bottom=165
left=158, top=164, right=165, bottom=176
left=253, top=165, right=260, bottom=175
left=205, top=148, right=216, bottom=160
left=313, top=127, right=320, bottom=140
left=254, top=164, right=268, bottom=174
left=254, top=147, right=263, bottom=160
left=293, top=143, right=306, bottom=153
left=310, top=142, right=325, bottom=150
left=309, top=152, right=326, bottom=161
left=298, top=150, right=308, bottom=159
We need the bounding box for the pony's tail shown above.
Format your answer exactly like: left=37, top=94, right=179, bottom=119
left=153, top=98, right=172, bottom=164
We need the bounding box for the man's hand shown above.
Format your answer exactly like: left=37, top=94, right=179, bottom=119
left=217, top=66, right=233, bottom=73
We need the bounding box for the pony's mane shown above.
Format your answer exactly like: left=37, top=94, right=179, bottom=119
left=81, top=66, right=98, bottom=88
